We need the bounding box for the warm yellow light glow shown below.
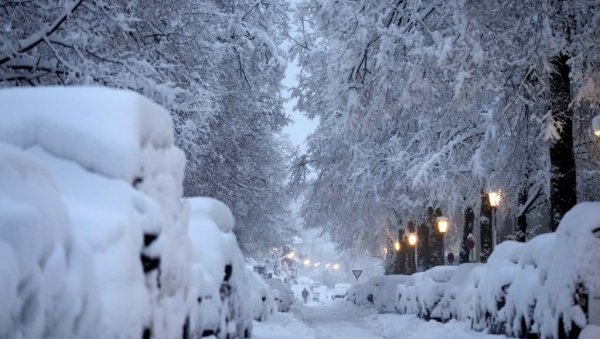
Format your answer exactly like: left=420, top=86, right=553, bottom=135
left=593, top=115, right=600, bottom=138
left=436, top=216, right=449, bottom=234
left=408, top=233, right=417, bottom=246
left=595, top=130, right=600, bottom=138
left=394, top=241, right=401, bottom=251
left=286, top=252, right=295, bottom=259
left=333, top=263, right=340, bottom=270
left=383, top=247, right=388, bottom=256
left=488, top=191, right=501, bottom=208
left=303, top=259, right=311, bottom=266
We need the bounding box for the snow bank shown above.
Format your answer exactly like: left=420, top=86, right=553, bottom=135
left=0, top=143, right=100, bottom=339
left=350, top=202, right=600, bottom=338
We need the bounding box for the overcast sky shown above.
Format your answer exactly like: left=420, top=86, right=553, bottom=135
left=280, top=46, right=318, bottom=151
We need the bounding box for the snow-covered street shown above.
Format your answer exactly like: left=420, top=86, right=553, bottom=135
left=254, top=300, right=507, bottom=339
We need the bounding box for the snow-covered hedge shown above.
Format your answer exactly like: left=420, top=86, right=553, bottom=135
left=351, top=202, right=600, bottom=338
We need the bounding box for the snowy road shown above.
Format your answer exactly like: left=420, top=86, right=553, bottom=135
left=253, top=300, right=508, bottom=339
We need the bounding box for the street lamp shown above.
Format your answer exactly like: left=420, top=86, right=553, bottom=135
left=314, top=262, right=320, bottom=267
left=333, top=263, right=340, bottom=270
left=286, top=251, right=295, bottom=260
left=303, top=259, right=311, bottom=266
left=436, top=216, right=449, bottom=265
left=488, top=190, right=501, bottom=247
left=407, top=233, right=417, bottom=273
left=593, top=115, right=600, bottom=138
left=394, top=241, right=401, bottom=251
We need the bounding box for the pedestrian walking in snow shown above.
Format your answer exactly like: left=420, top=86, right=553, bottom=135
left=302, top=287, right=309, bottom=304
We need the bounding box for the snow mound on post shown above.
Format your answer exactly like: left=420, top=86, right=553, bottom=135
left=0, top=143, right=100, bottom=339
left=0, top=86, right=174, bottom=181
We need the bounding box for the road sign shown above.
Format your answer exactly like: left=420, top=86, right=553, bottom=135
left=352, top=269, right=363, bottom=281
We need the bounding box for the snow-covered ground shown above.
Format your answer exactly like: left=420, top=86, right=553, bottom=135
left=253, top=300, right=508, bottom=339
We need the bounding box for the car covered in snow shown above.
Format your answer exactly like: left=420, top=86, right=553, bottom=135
left=331, top=283, right=352, bottom=300
left=265, top=278, right=294, bottom=312
left=187, top=197, right=253, bottom=338
left=247, top=269, right=277, bottom=321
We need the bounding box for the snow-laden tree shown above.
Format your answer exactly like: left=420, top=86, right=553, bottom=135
left=291, top=0, right=600, bottom=255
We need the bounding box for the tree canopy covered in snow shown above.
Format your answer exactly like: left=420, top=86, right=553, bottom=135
left=290, top=0, right=600, bottom=253
left=0, top=0, right=293, bottom=255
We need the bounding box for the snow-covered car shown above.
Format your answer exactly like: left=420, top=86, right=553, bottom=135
left=0, top=87, right=193, bottom=339
left=187, top=197, right=253, bottom=338
left=247, top=269, right=277, bottom=321
left=331, top=283, right=352, bottom=300
left=266, top=278, right=293, bottom=312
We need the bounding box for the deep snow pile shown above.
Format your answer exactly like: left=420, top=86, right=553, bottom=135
left=351, top=202, right=600, bottom=338
left=0, top=87, right=191, bottom=338
left=0, top=144, right=100, bottom=339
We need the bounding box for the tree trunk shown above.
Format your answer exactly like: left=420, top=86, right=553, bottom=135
left=548, top=53, right=577, bottom=231
left=417, top=222, right=430, bottom=271
left=397, top=228, right=406, bottom=274
left=428, top=207, right=444, bottom=267
left=516, top=185, right=528, bottom=242
left=480, top=192, right=493, bottom=263
left=460, top=207, right=474, bottom=263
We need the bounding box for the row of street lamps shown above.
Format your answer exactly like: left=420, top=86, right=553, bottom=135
left=393, top=190, right=502, bottom=271
left=389, top=115, right=600, bottom=272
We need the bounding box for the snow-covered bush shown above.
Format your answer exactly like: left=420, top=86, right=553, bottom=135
left=351, top=203, right=600, bottom=338
left=0, top=143, right=100, bottom=339
left=187, top=196, right=253, bottom=338
left=0, top=87, right=192, bottom=338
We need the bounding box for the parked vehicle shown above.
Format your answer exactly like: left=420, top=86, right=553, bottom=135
left=331, top=283, right=352, bottom=300
left=265, top=278, right=293, bottom=312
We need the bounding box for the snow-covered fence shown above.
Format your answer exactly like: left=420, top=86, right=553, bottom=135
left=351, top=202, right=600, bottom=338
left=0, top=87, right=261, bottom=339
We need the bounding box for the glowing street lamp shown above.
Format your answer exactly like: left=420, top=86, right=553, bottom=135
left=394, top=241, right=401, bottom=251
left=333, top=263, right=340, bottom=270
left=436, top=216, right=449, bottom=265
left=593, top=115, right=600, bottom=138
left=314, top=262, right=321, bottom=267
left=488, top=190, right=501, bottom=248
left=488, top=191, right=501, bottom=208
left=303, top=259, right=311, bottom=266
left=408, top=233, right=417, bottom=246
left=286, top=251, right=295, bottom=260
left=436, top=217, right=449, bottom=234
left=325, top=263, right=330, bottom=268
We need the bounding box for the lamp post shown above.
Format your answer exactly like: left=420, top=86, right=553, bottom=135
left=488, top=191, right=501, bottom=247
left=394, top=239, right=401, bottom=274
left=593, top=115, right=600, bottom=138
left=408, top=233, right=417, bottom=273
left=436, top=216, right=449, bottom=265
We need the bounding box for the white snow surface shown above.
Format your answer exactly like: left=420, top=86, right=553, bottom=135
left=253, top=300, right=507, bottom=339
left=0, top=143, right=100, bottom=339
left=0, top=86, right=175, bottom=181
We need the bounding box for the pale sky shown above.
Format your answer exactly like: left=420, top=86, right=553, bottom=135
left=281, top=52, right=318, bottom=151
